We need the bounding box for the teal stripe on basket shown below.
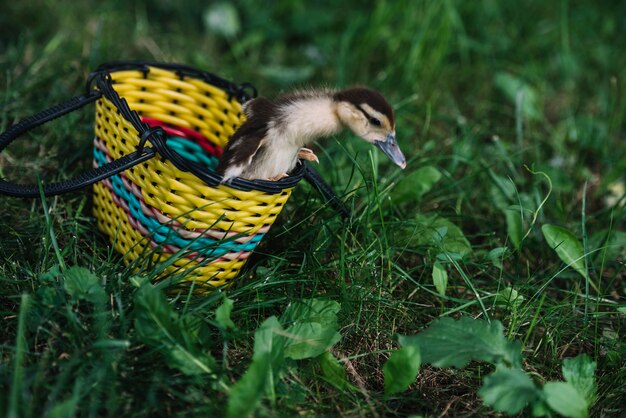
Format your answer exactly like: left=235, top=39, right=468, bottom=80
left=94, top=139, right=263, bottom=257
left=166, top=136, right=219, bottom=169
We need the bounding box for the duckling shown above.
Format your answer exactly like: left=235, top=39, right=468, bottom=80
left=215, top=87, right=406, bottom=182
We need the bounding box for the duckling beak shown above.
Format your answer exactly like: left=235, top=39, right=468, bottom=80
left=375, top=133, right=407, bottom=169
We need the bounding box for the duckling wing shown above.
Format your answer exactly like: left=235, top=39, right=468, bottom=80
left=242, top=97, right=273, bottom=118
left=215, top=127, right=267, bottom=179
left=216, top=97, right=279, bottom=180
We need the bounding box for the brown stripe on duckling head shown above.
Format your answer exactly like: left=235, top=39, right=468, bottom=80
left=333, top=87, right=395, bottom=128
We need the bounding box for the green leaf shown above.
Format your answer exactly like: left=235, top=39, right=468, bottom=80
left=39, top=264, right=60, bottom=283
left=589, top=229, right=626, bottom=261
left=134, top=285, right=178, bottom=345
left=432, top=261, right=448, bottom=296
left=487, top=247, right=508, bottom=269
left=489, top=172, right=517, bottom=210
left=36, top=286, right=63, bottom=307
left=562, top=354, right=597, bottom=405
left=543, top=381, right=589, bottom=418
left=392, top=166, right=442, bottom=204
left=133, top=284, right=215, bottom=375
left=479, top=367, right=541, bottom=414
left=227, top=316, right=286, bottom=418
left=494, top=72, right=541, bottom=120
left=399, top=317, right=522, bottom=368
left=414, top=214, right=472, bottom=258
left=542, top=224, right=588, bottom=280
left=504, top=206, right=523, bottom=250
left=62, top=266, right=106, bottom=304
left=495, top=287, right=524, bottom=311
left=129, top=275, right=150, bottom=288
left=318, top=352, right=349, bottom=390
left=215, top=296, right=236, bottom=329
left=281, top=299, right=341, bottom=360
left=383, top=345, right=421, bottom=396
left=618, top=306, right=626, bottom=315
left=227, top=301, right=342, bottom=418
left=252, top=316, right=287, bottom=366
left=227, top=353, right=272, bottom=418
left=531, top=399, right=552, bottom=417
left=165, top=345, right=214, bottom=376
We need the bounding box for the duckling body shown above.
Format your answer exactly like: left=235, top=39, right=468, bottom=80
left=216, top=87, right=405, bottom=182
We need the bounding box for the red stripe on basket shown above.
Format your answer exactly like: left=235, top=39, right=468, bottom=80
left=142, top=117, right=223, bottom=157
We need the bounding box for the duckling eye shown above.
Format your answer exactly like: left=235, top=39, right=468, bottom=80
left=369, top=117, right=381, bottom=127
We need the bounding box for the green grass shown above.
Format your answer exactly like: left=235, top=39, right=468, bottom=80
left=1, top=0, right=625, bottom=416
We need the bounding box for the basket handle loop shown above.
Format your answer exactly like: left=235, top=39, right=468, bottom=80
left=0, top=90, right=156, bottom=198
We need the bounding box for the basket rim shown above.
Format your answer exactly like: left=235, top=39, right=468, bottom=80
left=91, top=61, right=304, bottom=194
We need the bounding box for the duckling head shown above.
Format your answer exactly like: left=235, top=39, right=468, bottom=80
left=334, top=87, right=406, bottom=169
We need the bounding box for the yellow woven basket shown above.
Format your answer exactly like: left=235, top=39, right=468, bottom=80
left=0, top=61, right=346, bottom=291
left=89, top=62, right=312, bottom=289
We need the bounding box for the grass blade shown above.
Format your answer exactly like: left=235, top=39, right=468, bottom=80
left=8, top=294, right=31, bottom=418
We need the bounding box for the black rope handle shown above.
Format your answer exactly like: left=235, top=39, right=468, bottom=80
left=0, top=149, right=157, bottom=197
left=0, top=91, right=100, bottom=146
left=303, top=164, right=351, bottom=219
left=0, top=88, right=159, bottom=197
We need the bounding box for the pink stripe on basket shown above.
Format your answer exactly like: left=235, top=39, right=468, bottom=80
left=95, top=140, right=261, bottom=265
left=151, top=239, right=253, bottom=264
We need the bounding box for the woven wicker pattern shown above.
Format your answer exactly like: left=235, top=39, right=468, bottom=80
left=92, top=65, right=294, bottom=288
